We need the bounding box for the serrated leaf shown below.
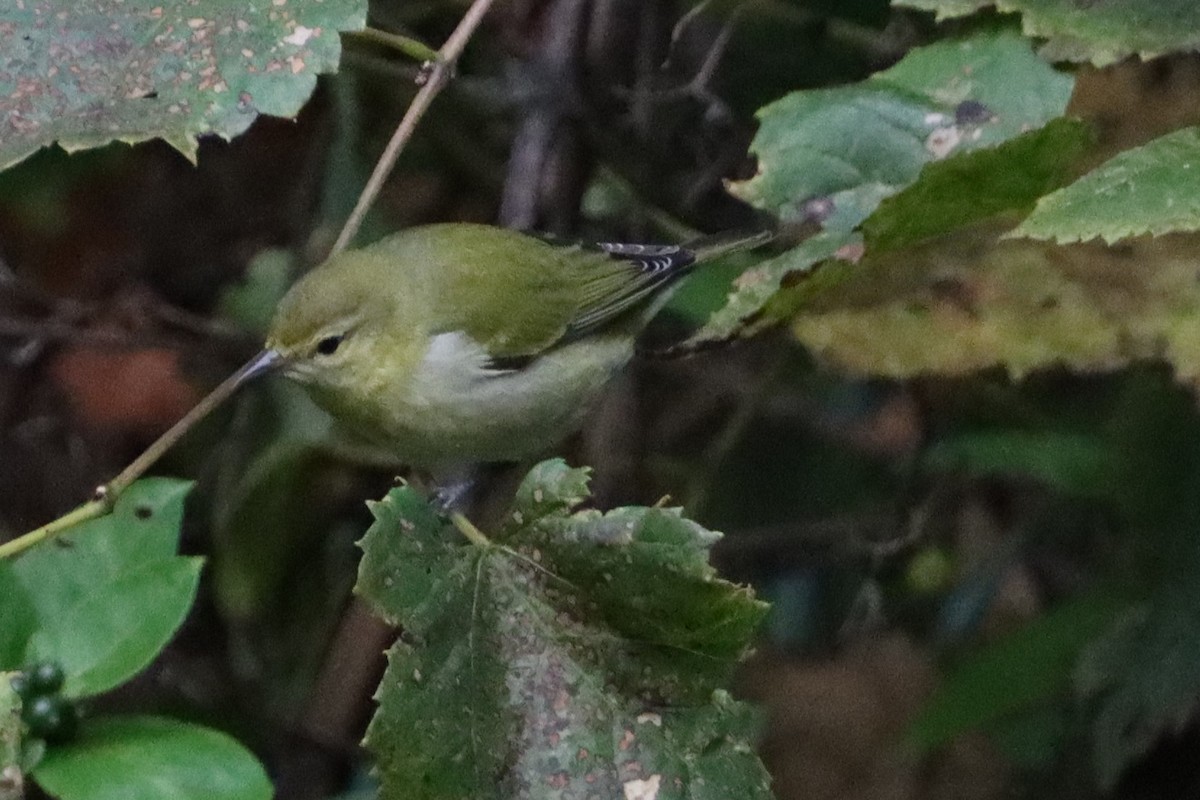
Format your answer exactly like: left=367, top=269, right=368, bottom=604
left=32, top=716, right=271, bottom=800
left=733, top=30, right=1072, bottom=228
left=691, top=30, right=1072, bottom=345
left=28, top=558, right=202, bottom=698
left=896, top=0, right=1200, bottom=66
left=0, top=0, right=367, bottom=170
left=356, top=460, right=771, bottom=800
left=1075, top=563, right=1200, bottom=789
left=865, top=118, right=1092, bottom=251
left=1012, top=126, right=1200, bottom=245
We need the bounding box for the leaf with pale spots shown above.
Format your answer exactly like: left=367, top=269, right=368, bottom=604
left=896, top=0, right=1200, bottom=66
left=0, top=0, right=367, bottom=170
left=356, top=459, right=771, bottom=800
left=688, top=30, right=1072, bottom=346
left=731, top=30, right=1073, bottom=231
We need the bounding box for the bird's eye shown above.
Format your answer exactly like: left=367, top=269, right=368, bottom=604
left=316, top=334, right=344, bottom=356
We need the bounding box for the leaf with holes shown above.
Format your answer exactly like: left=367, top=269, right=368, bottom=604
left=0, top=0, right=367, bottom=169
left=356, top=459, right=771, bottom=800
left=688, top=29, right=1073, bottom=345
left=8, top=480, right=200, bottom=697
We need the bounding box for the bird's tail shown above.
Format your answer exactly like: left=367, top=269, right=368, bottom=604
left=686, top=228, right=774, bottom=262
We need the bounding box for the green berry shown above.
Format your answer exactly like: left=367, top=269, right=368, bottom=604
left=28, top=661, right=65, bottom=694
left=906, top=547, right=954, bottom=594
left=23, top=694, right=78, bottom=743
left=7, top=671, right=31, bottom=699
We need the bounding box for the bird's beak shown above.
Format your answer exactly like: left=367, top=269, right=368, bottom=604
left=232, top=349, right=284, bottom=387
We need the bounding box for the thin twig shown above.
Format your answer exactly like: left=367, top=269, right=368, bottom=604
left=1, top=1, right=500, bottom=558
left=347, top=26, right=440, bottom=63
left=331, top=0, right=499, bottom=255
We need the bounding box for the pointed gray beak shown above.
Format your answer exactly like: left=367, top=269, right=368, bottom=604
left=233, top=349, right=283, bottom=386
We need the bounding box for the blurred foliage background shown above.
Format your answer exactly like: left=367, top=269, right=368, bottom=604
left=6, top=0, right=1200, bottom=798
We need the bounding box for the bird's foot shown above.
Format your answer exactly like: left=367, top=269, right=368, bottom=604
left=430, top=476, right=475, bottom=515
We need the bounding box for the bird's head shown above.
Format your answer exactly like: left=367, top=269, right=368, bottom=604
left=263, top=251, right=420, bottom=398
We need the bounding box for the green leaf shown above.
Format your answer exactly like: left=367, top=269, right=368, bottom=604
left=0, top=565, right=36, bottom=669
left=357, top=459, right=771, bottom=800
left=733, top=30, right=1073, bottom=229
left=1012, top=126, right=1200, bottom=245
left=0, top=0, right=367, bottom=170
left=27, top=559, right=202, bottom=698
left=9, top=480, right=199, bottom=697
left=864, top=118, right=1092, bottom=251
left=923, top=430, right=1120, bottom=499
left=910, top=591, right=1125, bottom=753
left=32, top=716, right=271, bottom=800
left=11, top=479, right=191, bottom=623
left=1076, top=560, right=1200, bottom=789
left=217, top=248, right=294, bottom=336
left=685, top=229, right=858, bottom=344
left=896, top=0, right=1200, bottom=66
left=209, top=379, right=338, bottom=620
left=691, top=29, right=1072, bottom=345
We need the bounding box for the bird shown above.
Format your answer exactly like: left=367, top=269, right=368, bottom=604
left=256, top=222, right=769, bottom=474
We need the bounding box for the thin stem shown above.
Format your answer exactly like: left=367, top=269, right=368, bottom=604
left=0, top=499, right=110, bottom=559
left=1, top=0, right=498, bottom=558
left=347, top=27, right=440, bottom=63
left=331, top=0, right=499, bottom=255
left=102, top=351, right=278, bottom=499
left=450, top=511, right=491, bottom=548
left=0, top=351, right=279, bottom=560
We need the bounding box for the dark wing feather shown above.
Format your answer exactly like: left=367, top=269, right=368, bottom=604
left=564, top=242, right=697, bottom=338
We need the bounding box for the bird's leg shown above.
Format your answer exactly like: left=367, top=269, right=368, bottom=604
left=421, top=466, right=492, bottom=548
left=427, top=467, right=478, bottom=515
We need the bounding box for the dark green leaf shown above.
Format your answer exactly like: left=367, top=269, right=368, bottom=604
left=1076, top=559, right=1200, bottom=789
left=923, top=430, right=1120, bottom=499
left=357, top=460, right=771, bottom=800
left=32, top=716, right=271, bottom=800
left=910, top=591, right=1125, bottom=753
left=692, top=29, right=1073, bottom=345
left=0, top=0, right=367, bottom=169
left=865, top=118, right=1092, bottom=251
left=733, top=30, right=1073, bottom=229
left=686, top=229, right=858, bottom=344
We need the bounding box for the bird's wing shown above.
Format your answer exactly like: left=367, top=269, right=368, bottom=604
left=423, top=225, right=700, bottom=361
left=563, top=241, right=696, bottom=339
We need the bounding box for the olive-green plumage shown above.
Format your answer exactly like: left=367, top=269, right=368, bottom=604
left=265, top=223, right=767, bottom=467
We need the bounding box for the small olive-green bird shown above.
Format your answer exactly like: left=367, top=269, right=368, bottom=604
left=254, top=223, right=768, bottom=469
